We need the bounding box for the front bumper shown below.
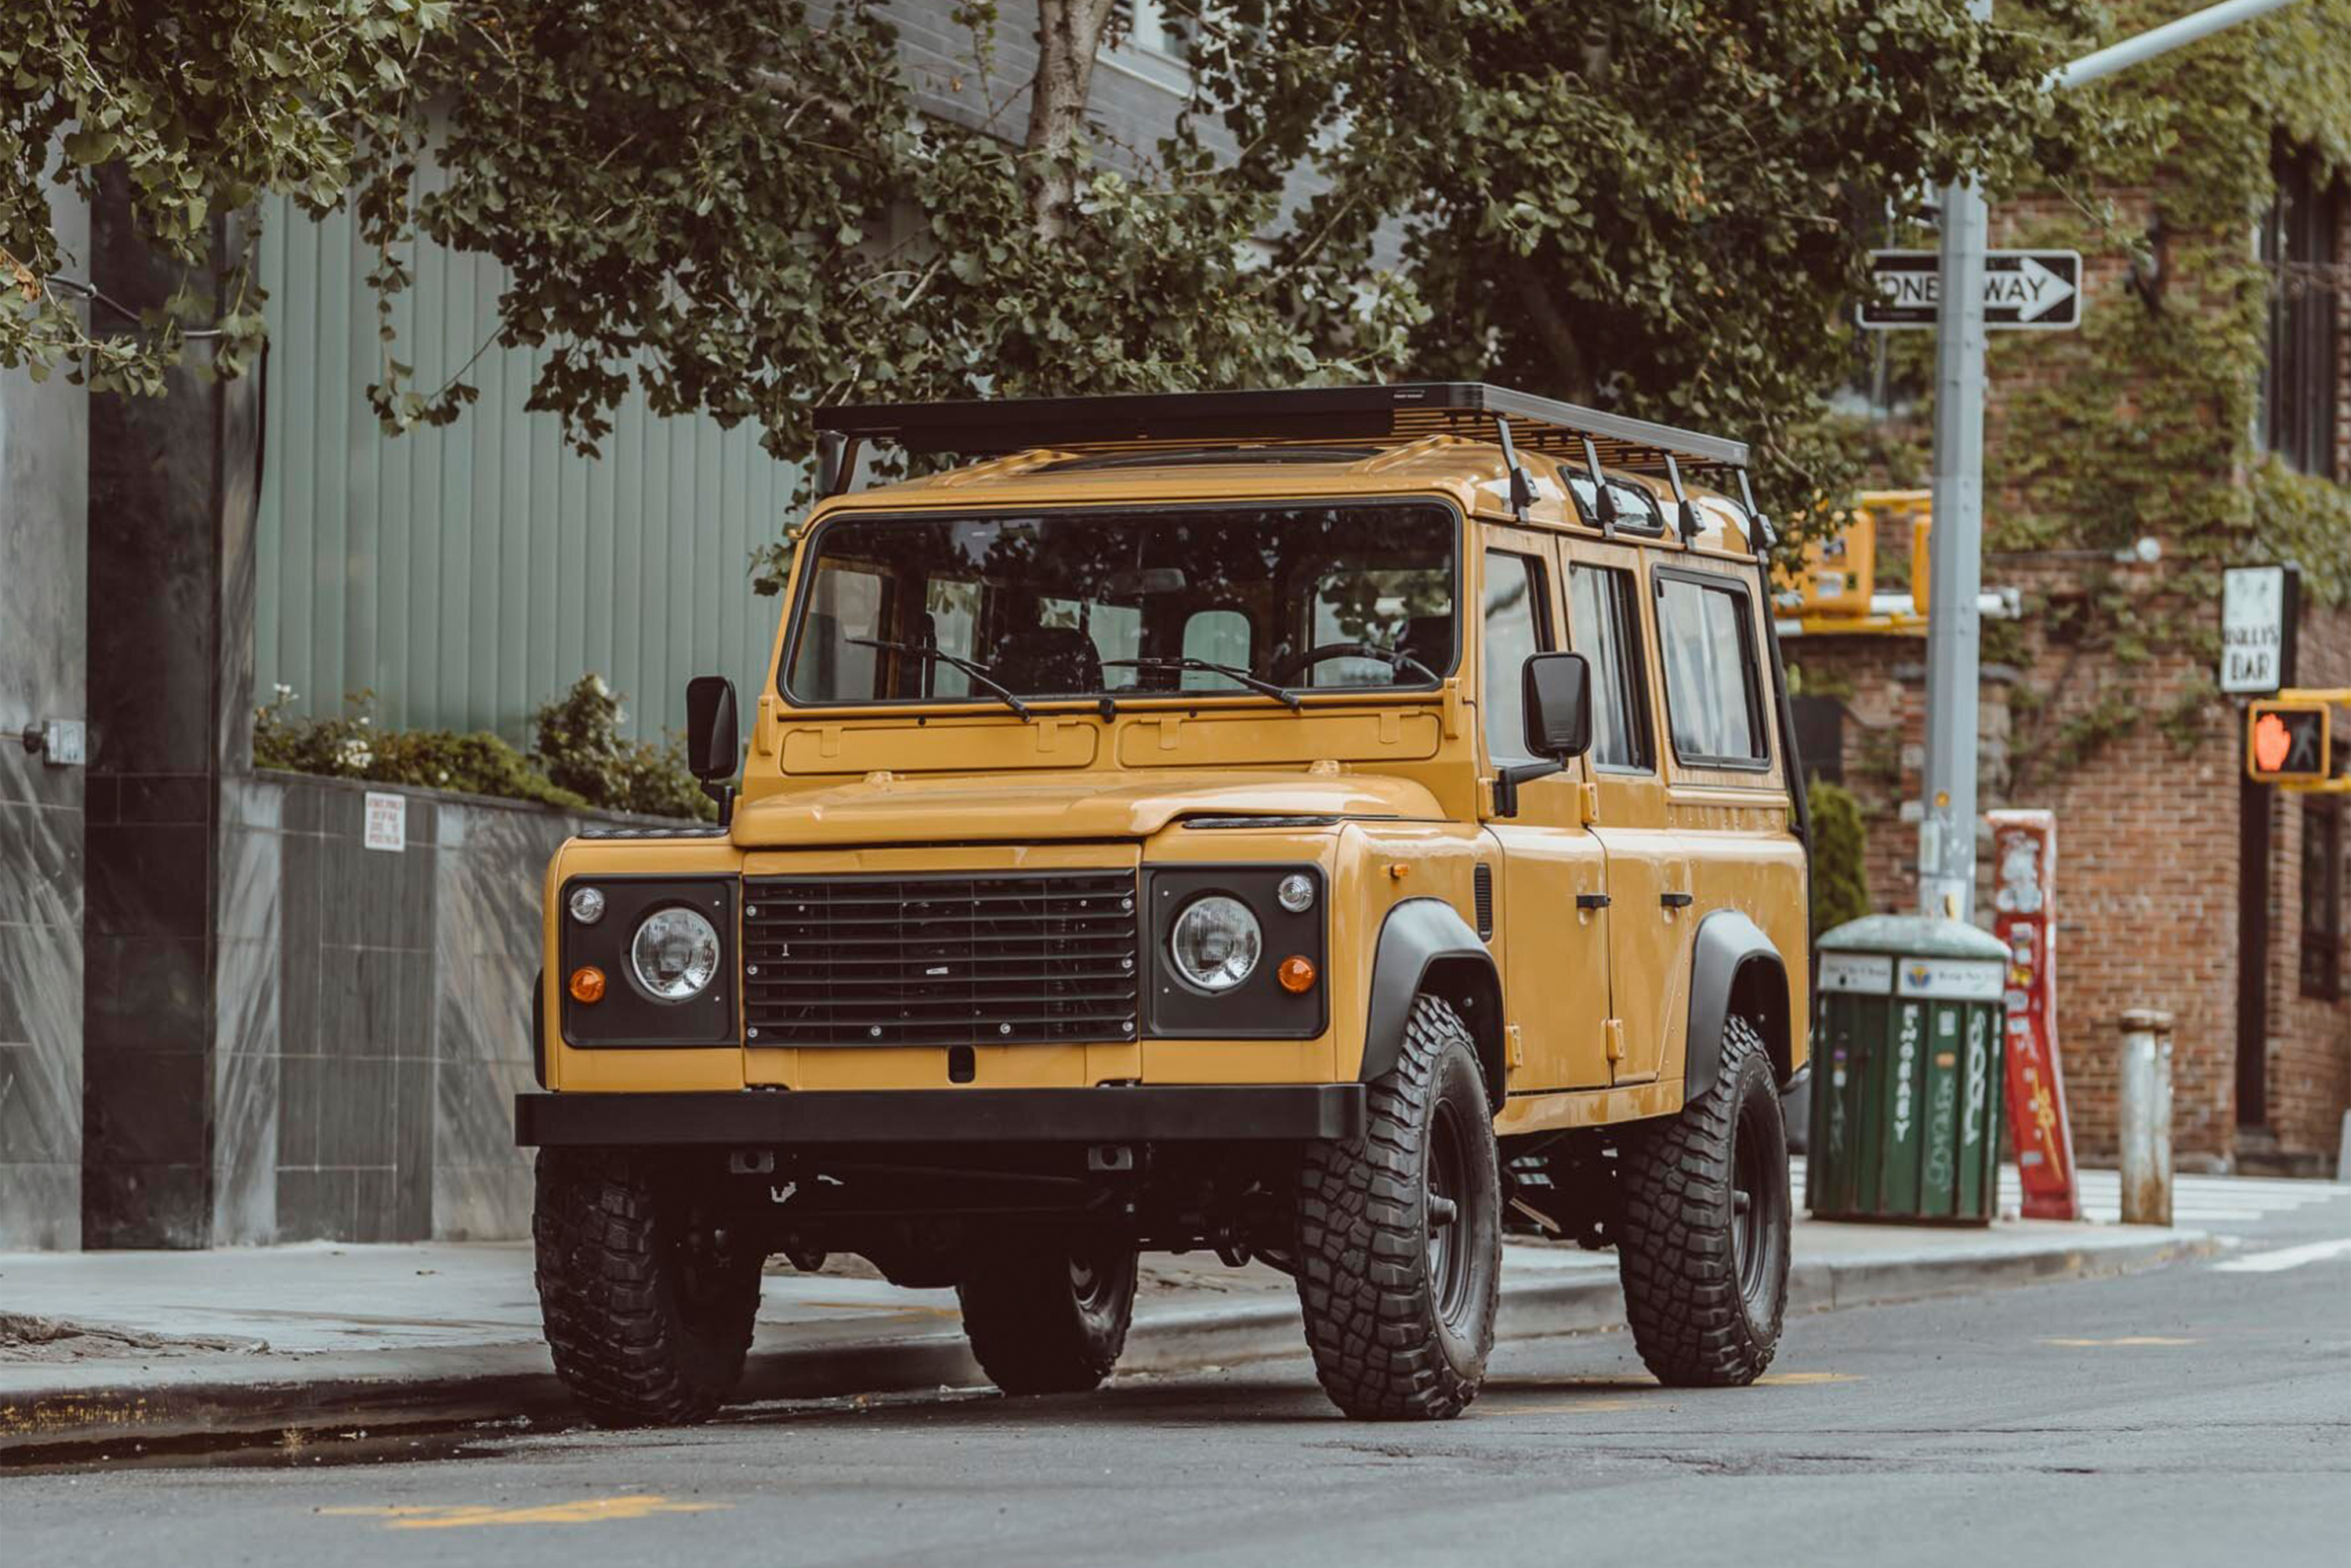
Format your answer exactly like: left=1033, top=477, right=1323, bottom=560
left=515, top=1085, right=1366, bottom=1148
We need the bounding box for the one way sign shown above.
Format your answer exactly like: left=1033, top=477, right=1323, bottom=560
left=1859, top=250, right=2083, bottom=331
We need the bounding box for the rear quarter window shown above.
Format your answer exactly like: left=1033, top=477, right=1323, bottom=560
left=1653, top=570, right=1769, bottom=769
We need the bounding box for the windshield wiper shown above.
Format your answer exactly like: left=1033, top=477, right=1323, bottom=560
left=1104, top=656, right=1302, bottom=710
left=846, top=638, right=1031, bottom=721
left=1330, top=642, right=1440, bottom=684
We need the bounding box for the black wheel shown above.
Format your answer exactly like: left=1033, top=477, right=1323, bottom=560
left=1297, top=994, right=1501, bottom=1420
left=1617, top=1013, right=1791, bottom=1386
left=958, top=1239, right=1138, bottom=1395
left=531, top=1149, right=763, bottom=1425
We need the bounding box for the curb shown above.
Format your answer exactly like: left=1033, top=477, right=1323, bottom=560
left=0, top=1229, right=2209, bottom=1464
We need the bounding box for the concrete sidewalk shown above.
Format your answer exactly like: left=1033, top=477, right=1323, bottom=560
left=0, top=1208, right=2208, bottom=1462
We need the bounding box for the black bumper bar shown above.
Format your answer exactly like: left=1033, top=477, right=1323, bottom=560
left=515, top=1085, right=1366, bottom=1149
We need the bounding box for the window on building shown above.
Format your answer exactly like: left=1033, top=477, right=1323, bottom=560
left=2262, top=147, right=2346, bottom=480
left=1481, top=552, right=1551, bottom=766
left=1565, top=562, right=1653, bottom=772
left=2302, top=798, right=2344, bottom=1001
left=1653, top=572, right=1770, bottom=768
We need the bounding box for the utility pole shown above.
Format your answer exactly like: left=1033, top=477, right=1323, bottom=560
left=1916, top=0, right=1994, bottom=922
left=1913, top=0, right=2307, bottom=922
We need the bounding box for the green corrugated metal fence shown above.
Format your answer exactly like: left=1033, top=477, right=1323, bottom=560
left=254, top=192, right=801, bottom=747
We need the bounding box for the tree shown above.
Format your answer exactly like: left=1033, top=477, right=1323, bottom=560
left=11, top=0, right=2106, bottom=556
left=0, top=1, right=437, bottom=392
left=1187, top=0, right=2110, bottom=519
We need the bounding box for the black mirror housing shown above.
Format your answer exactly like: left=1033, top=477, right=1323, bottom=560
left=1521, top=651, right=1593, bottom=760
left=684, top=675, right=740, bottom=783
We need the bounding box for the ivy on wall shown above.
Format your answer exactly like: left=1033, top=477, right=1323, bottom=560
left=1900, top=0, right=2351, bottom=789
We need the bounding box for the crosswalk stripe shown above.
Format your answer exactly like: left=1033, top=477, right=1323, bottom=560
left=2212, top=1237, right=2351, bottom=1273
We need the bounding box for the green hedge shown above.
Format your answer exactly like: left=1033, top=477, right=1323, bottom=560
left=1808, top=779, right=1873, bottom=940
left=253, top=675, right=715, bottom=820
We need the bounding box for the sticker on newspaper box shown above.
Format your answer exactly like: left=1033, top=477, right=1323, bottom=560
left=1895, top=956, right=2004, bottom=1001
left=1817, top=952, right=1895, bottom=994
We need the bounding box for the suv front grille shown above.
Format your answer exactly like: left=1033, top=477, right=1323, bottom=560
left=741, top=871, right=1141, bottom=1048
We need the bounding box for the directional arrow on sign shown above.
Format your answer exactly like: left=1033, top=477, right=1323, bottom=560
left=1990, top=255, right=2077, bottom=323
left=1859, top=250, right=2085, bottom=331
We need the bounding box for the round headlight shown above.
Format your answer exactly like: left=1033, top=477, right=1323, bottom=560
left=567, top=885, right=606, bottom=925
left=630, top=907, right=720, bottom=1001
left=1276, top=873, right=1316, bottom=914
left=1170, top=895, right=1261, bottom=992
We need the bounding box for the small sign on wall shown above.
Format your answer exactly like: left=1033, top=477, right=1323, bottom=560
left=364, top=791, right=407, bottom=853
left=2219, top=564, right=2298, bottom=696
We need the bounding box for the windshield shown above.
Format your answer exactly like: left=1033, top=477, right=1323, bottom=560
left=782, top=502, right=1458, bottom=706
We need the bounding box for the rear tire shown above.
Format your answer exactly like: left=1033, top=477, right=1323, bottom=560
left=532, top=1149, right=763, bottom=1425
left=958, top=1240, right=1138, bottom=1395
left=1296, top=994, right=1501, bottom=1420
left=1617, top=1013, right=1791, bottom=1386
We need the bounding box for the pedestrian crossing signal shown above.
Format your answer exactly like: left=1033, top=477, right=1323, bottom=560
left=2246, top=701, right=2329, bottom=783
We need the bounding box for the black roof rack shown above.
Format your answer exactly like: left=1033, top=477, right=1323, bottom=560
left=813, top=382, right=1747, bottom=478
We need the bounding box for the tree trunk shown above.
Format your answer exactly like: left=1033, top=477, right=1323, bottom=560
left=1510, top=253, right=1596, bottom=404
left=1026, top=0, right=1116, bottom=241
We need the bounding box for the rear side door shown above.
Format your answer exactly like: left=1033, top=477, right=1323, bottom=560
left=1563, top=546, right=1693, bottom=1086
left=1477, top=531, right=1613, bottom=1091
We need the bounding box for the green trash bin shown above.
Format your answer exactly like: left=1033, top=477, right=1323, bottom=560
left=1806, top=914, right=2009, bottom=1225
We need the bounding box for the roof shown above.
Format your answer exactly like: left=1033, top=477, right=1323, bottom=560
left=815, top=383, right=1748, bottom=476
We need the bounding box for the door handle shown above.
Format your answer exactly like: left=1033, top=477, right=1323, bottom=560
left=1660, top=892, right=1694, bottom=909
left=1577, top=893, right=1610, bottom=911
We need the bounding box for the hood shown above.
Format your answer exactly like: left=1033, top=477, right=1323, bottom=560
left=730, top=770, right=1440, bottom=847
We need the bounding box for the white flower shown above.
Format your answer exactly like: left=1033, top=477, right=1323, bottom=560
left=338, top=738, right=374, bottom=772
left=272, top=683, right=295, bottom=701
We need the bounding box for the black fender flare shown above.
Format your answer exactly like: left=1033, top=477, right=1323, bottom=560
left=1360, top=897, right=1506, bottom=1109
left=1681, top=909, right=1794, bottom=1105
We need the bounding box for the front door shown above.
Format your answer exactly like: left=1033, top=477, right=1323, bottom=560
left=1564, top=547, right=1692, bottom=1086
left=1477, top=532, right=1612, bottom=1091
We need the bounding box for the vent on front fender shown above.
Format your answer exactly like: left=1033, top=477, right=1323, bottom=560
left=1473, top=864, right=1494, bottom=940
left=741, top=871, right=1140, bottom=1048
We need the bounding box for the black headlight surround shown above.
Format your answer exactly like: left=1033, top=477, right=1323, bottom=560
left=558, top=875, right=737, bottom=1048
left=1143, top=864, right=1326, bottom=1040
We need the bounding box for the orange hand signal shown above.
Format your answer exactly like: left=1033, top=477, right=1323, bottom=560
left=2254, top=712, right=2293, bottom=773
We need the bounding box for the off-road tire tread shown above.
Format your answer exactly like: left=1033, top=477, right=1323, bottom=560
left=1297, top=994, right=1499, bottom=1421
left=1617, top=1014, right=1787, bottom=1387
left=532, top=1148, right=759, bottom=1425
left=958, top=1249, right=1137, bottom=1395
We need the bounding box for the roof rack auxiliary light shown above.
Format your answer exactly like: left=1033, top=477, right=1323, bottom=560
left=1491, top=415, right=1534, bottom=524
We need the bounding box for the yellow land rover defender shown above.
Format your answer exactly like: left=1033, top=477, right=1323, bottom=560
left=517, top=384, right=1809, bottom=1425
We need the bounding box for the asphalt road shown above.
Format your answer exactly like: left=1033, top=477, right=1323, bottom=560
left=9, top=1186, right=2348, bottom=1568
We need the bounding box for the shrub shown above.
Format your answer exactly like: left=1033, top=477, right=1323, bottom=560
left=528, top=675, right=716, bottom=821
left=1808, top=779, right=1873, bottom=940
left=252, top=686, right=586, bottom=809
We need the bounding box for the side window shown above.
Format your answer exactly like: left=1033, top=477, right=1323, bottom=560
left=1566, top=562, right=1652, bottom=771
left=1481, top=552, right=1551, bottom=766
left=1180, top=608, right=1253, bottom=689
left=1654, top=572, right=1770, bottom=767
left=789, top=561, right=888, bottom=698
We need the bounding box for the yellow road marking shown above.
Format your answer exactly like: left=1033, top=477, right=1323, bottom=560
left=323, top=1496, right=727, bottom=1529
left=799, top=1301, right=966, bottom=1322
left=1755, top=1371, right=1862, bottom=1385
left=2040, top=1336, right=2197, bottom=1348
left=1499, top=1399, right=1642, bottom=1416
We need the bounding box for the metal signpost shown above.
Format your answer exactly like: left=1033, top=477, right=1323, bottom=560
left=1912, top=0, right=2307, bottom=922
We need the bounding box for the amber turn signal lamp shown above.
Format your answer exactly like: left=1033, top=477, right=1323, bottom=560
left=568, top=965, right=607, bottom=1005
left=1277, top=955, right=1317, bottom=994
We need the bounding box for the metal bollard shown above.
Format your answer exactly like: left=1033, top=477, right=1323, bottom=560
left=2117, top=1009, right=2174, bottom=1226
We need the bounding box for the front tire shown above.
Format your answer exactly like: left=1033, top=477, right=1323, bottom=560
left=1297, top=994, right=1501, bottom=1420
left=1617, top=1013, right=1791, bottom=1386
left=958, top=1240, right=1138, bottom=1394
left=532, top=1149, right=763, bottom=1425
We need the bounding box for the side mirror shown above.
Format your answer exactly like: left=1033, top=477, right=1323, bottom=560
left=1521, top=651, right=1592, bottom=760
left=684, top=675, right=740, bottom=828
left=1492, top=653, right=1591, bottom=820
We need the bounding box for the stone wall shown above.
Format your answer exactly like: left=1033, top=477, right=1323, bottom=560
left=215, top=771, right=648, bottom=1244
left=0, top=190, right=89, bottom=1250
